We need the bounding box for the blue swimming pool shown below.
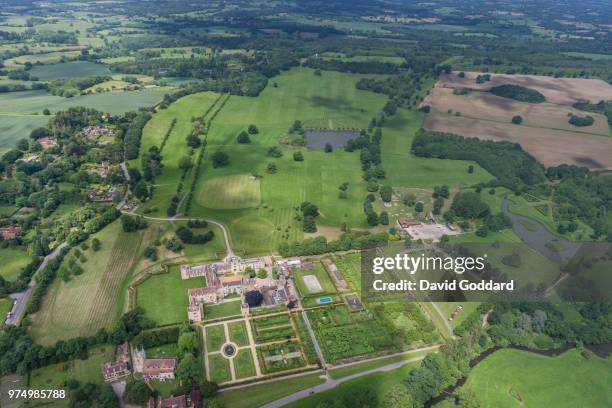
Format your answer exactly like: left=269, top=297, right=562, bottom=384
left=317, top=297, right=333, bottom=304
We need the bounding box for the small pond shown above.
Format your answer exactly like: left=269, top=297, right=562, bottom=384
left=304, top=129, right=360, bottom=149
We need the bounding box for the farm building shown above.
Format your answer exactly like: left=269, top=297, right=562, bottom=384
left=143, top=358, right=176, bottom=381
left=101, top=361, right=130, bottom=383
left=323, top=259, right=347, bottom=290
left=0, top=226, right=23, bottom=240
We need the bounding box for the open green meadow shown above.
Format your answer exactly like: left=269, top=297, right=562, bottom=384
left=29, top=221, right=145, bottom=345
left=435, top=302, right=481, bottom=328
left=136, top=266, right=205, bottom=326
left=182, top=68, right=389, bottom=253
left=199, top=174, right=261, bottom=209
left=458, top=348, right=612, bottom=407
left=29, top=61, right=111, bottom=80
left=381, top=109, right=493, bottom=188
left=136, top=91, right=220, bottom=213
left=0, top=247, right=32, bottom=282
left=0, top=114, right=49, bottom=149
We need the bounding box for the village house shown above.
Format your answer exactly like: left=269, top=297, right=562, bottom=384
left=87, top=185, right=119, bottom=202
left=102, top=361, right=130, bottom=383
left=147, top=387, right=201, bottom=408
left=0, top=226, right=23, bottom=240
left=37, top=137, right=57, bottom=150
left=143, top=358, right=176, bottom=381
left=101, top=342, right=132, bottom=383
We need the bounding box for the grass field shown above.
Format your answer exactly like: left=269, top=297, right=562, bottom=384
left=136, top=266, right=206, bottom=325
left=228, top=321, right=249, bottom=346
left=218, top=373, right=325, bottom=407
left=198, top=174, right=261, bottom=209
left=458, top=348, right=612, bottom=407
left=136, top=91, right=221, bottom=214
left=29, top=221, right=145, bottom=345
left=436, top=302, right=481, bottom=328
left=286, top=360, right=422, bottom=408
left=29, top=61, right=111, bottom=80
left=27, top=344, right=112, bottom=407
left=206, top=324, right=227, bottom=352
left=183, top=68, right=389, bottom=253
left=0, top=114, right=49, bottom=149
left=0, top=247, right=31, bottom=282
left=328, top=348, right=433, bottom=379
left=209, top=353, right=231, bottom=383
left=234, top=349, right=256, bottom=379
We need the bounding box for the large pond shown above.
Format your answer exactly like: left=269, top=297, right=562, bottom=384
left=304, top=129, right=359, bottom=149
left=500, top=197, right=579, bottom=264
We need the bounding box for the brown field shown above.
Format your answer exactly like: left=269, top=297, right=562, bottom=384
left=439, top=72, right=612, bottom=105
left=424, top=114, right=612, bottom=169
left=424, top=87, right=610, bottom=136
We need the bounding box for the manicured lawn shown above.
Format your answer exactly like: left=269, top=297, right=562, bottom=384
left=0, top=247, right=31, bottom=282
left=146, top=343, right=178, bottom=358
left=181, top=223, right=228, bottom=263
left=205, top=301, right=242, bottom=320
left=228, top=320, right=249, bottom=346
left=29, top=221, right=146, bottom=345
left=150, top=379, right=179, bottom=397
left=460, top=348, right=612, bottom=407
left=136, top=266, right=206, bottom=326
left=209, top=353, right=231, bottom=383
left=206, top=324, right=227, bottom=352
left=234, top=349, right=256, bottom=379
left=218, top=373, right=325, bottom=408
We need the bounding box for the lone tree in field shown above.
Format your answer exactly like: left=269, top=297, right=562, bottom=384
left=248, top=124, right=259, bottom=134
left=468, top=165, right=474, bottom=174
left=512, top=115, right=523, bottom=124
left=212, top=151, right=229, bottom=168
left=267, top=162, right=277, bottom=173
left=293, top=151, right=304, bottom=161
left=237, top=131, right=251, bottom=143
left=267, top=146, right=283, bottom=157
left=324, top=143, right=333, bottom=153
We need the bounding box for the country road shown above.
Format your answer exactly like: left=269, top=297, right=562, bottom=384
left=124, top=212, right=234, bottom=258
left=4, top=242, right=68, bottom=326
